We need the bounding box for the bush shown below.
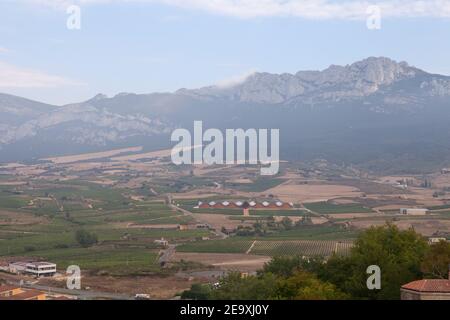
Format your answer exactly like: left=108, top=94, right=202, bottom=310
left=75, top=229, right=98, bottom=248
left=24, top=245, right=36, bottom=252
left=181, top=283, right=212, bottom=300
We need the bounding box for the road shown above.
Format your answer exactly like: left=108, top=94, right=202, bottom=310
left=158, top=244, right=176, bottom=266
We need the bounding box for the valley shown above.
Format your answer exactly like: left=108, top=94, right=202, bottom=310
left=1, top=146, right=449, bottom=298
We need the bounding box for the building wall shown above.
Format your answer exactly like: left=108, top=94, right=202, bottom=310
left=400, top=208, right=428, bottom=216
left=30, top=294, right=46, bottom=301
left=401, top=289, right=450, bottom=300
left=0, top=288, right=24, bottom=297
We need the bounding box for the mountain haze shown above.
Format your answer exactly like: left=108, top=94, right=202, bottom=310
left=1, top=57, right=450, bottom=173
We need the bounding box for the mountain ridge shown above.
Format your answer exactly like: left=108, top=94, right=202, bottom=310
left=1, top=56, right=450, bottom=173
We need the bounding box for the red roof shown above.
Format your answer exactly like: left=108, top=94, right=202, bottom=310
left=0, top=289, right=45, bottom=300
left=0, top=285, right=21, bottom=293
left=402, top=279, right=450, bottom=293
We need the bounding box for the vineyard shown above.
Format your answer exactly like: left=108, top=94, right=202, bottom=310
left=176, top=239, right=254, bottom=254
left=177, top=238, right=354, bottom=257
left=249, top=240, right=354, bottom=257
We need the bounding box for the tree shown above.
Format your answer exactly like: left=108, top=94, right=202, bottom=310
left=181, top=283, right=212, bottom=300
left=262, top=255, right=324, bottom=278
left=262, top=256, right=303, bottom=277
left=421, top=240, right=450, bottom=279
left=75, top=229, right=98, bottom=248
left=211, top=272, right=278, bottom=300
left=319, top=224, right=428, bottom=300
left=316, top=255, right=356, bottom=294
left=210, top=269, right=347, bottom=300
left=280, top=217, right=294, bottom=230
left=275, top=271, right=348, bottom=300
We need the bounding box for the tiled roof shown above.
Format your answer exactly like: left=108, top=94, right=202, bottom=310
left=402, top=279, right=450, bottom=293
left=0, top=285, right=20, bottom=293
left=0, top=289, right=45, bottom=300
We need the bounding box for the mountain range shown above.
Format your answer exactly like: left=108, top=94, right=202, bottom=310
left=1, top=57, right=450, bottom=173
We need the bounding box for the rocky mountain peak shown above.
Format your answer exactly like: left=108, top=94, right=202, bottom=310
left=181, top=57, right=426, bottom=104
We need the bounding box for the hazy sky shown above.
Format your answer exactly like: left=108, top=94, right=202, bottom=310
left=1, top=0, right=450, bottom=105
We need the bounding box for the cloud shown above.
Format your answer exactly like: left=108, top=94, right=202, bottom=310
left=216, top=69, right=257, bottom=88
left=0, top=61, right=86, bottom=88
left=0, top=47, right=9, bottom=54
left=19, top=0, right=450, bottom=19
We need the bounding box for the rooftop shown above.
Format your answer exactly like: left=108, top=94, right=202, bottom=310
left=0, top=289, right=45, bottom=300
left=27, top=262, right=56, bottom=267
left=0, top=285, right=21, bottom=293
left=402, top=279, right=450, bottom=293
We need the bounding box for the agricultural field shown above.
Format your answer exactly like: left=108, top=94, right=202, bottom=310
left=2, top=149, right=450, bottom=298
left=177, top=225, right=358, bottom=255
left=260, top=225, right=359, bottom=241
left=177, top=238, right=354, bottom=257
left=251, top=209, right=309, bottom=217
left=0, top=178, right=211, bottom=275
left=250, top=240, right=353, bottom=257
left=304, top=201, right=374, bottom=214
left=177, top=239, right=254, bottom=254
left=26, top=246, right=160, bottom=275
left=225, top=177, right=285, bottom=192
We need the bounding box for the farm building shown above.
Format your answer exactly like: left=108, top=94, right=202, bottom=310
left=9, top=261, right=56, bottom=277
left=25, top=262, right=57, bottom=277
left=428, top=237, right=448, bottom=244
left=400, top=208, right=429, bottom=216
left=154, top=238, right=169, bottom=247
left=242, top=201, right=250, bottom=216
left=8, top=262, right=29, bottom=274
left=196, top=200, right=294, bottom=210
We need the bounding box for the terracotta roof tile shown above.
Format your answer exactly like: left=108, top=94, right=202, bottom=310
left=402, top=280, right=450, bottom=293
left=0, top=289, right=46, bottom=300
left=0, top=285, right=21, bottom=293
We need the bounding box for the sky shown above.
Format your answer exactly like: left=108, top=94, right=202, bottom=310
left=1, top=0, right=450, bottom=105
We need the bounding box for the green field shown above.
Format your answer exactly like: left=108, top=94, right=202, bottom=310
left=251, top=210, right=308, bottom=217
left=428, top=204, right=450, bottom=210
left=177, top=225, right=357, bottom=254
left=261, top=225, right=359, bottom=240
left=225, top=177, right=284, bottom=192
left=177, top=239, right=253, bottom=254
left=250, top=240, right=353, bottom=257
left=24, top=246, right=160, bottom=275
left=0, top=195, right=31, bottom=209
left=304, top=202, right=374, bottom=214
left=0, top=180, right=213, bottom=274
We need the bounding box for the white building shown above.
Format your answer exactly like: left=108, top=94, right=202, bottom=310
left=400, top=208, right=429, bottom=216
left=25, top=262, right=57, bottom=277
left=8, top=262, right=29, bottom=274
left=154, top=238, right=169, bottom=247
left=429, top=237, right=448, bottom=244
